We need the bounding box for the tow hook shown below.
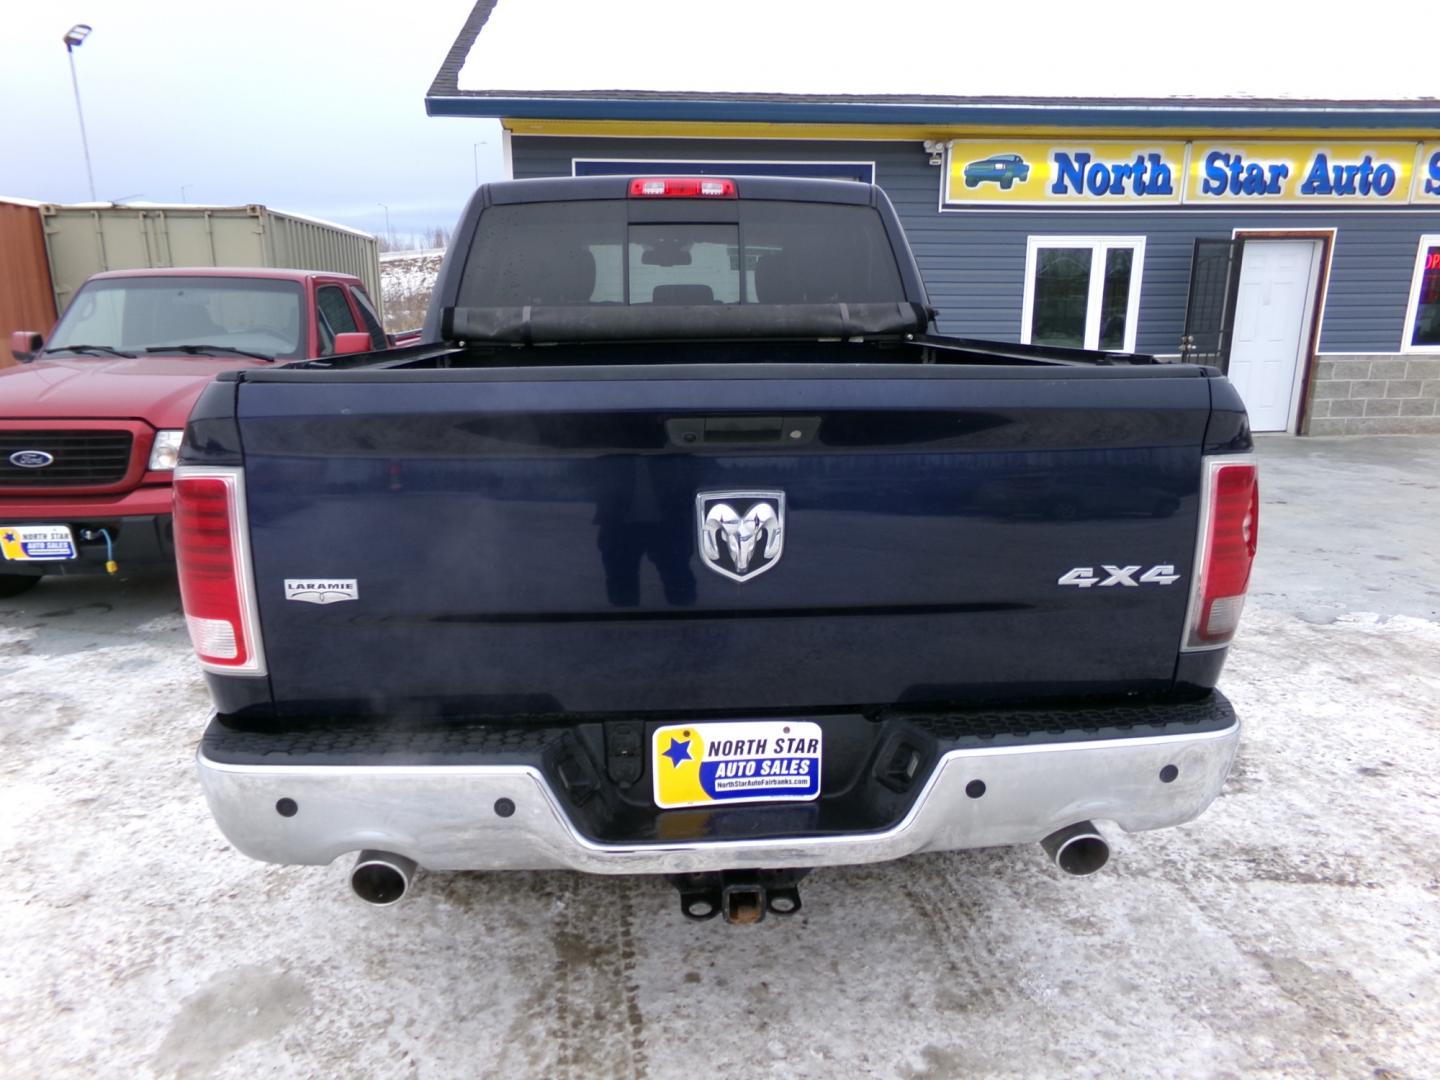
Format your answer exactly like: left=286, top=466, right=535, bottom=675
left=668, top=870, right=808, bottom=924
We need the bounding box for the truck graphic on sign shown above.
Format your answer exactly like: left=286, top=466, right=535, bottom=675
left=963, top=153, right=1031, bottom=190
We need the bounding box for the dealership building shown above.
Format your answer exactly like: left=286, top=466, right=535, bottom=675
left=429, top=2, right=1440, bottom=435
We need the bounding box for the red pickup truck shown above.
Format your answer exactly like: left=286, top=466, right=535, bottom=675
left=1, top=267, right=395, bottom=597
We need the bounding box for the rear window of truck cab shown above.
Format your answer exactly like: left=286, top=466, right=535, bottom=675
left=457, top=200, right=906, bottom=308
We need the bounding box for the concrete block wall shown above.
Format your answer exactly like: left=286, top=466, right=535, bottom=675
left=1306, top=355, right=1440, bottom=435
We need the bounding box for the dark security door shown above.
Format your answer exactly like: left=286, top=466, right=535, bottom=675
left=1181, top=238, right=1244, bottom=371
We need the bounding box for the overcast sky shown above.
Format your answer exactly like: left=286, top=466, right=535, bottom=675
left=0, top=1, right=502, bottom=243
left=4, top=0, right=1436, bottom=247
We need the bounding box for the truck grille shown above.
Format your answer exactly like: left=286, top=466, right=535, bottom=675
left=0, top=430, right=136, bottom=487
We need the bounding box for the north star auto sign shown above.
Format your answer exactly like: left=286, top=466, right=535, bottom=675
left=943, top=139, right=1440, bottom=209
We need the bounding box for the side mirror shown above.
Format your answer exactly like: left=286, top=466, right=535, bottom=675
left=9, top=330, right=43, bottom=364
left=333, top=331, right=372, bottom=356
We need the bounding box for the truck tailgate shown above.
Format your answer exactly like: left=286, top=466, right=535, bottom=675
left=234, top=367, right=1212, bottom=716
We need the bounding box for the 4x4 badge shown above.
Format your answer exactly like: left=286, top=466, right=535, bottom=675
left=696, top=491, right=785, bottom=583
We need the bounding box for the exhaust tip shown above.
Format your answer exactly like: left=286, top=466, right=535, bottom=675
left=1040, top=821, right=1110, bottom=877
left=350, top=850, right=417, bottom=906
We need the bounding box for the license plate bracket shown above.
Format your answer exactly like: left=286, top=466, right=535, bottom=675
left=1, top=524, right=77, bottom=562
left=652, top=720, right=822, bottom=810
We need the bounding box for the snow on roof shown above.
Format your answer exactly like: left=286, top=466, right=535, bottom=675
left=41, top=202, right=375, bottom=240
left=260, top=206, right=376, bottom=240
left=449, top=0, right=1439, bottom=105
left=57, top=201, right=238, bottom=209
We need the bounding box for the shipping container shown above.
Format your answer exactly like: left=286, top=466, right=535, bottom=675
left=0, top=199, right=58, bottom=368
left=37, top=204, right=382, bottom=317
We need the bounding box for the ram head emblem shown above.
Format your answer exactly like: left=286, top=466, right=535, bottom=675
left=697, top=491, right=785, bottom=582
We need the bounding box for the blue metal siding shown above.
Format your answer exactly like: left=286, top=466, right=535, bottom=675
left=510, top=136, right=1440, bottom=354
left=572, top=159, right=874, bottom=183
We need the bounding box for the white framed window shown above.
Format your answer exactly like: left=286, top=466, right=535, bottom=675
left=1021, top=236, right=1146, bottom=353
left=1402, top=234, right=1440, bottom=353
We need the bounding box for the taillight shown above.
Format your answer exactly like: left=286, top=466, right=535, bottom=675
left=173, top=468, right=265, bottom=674
left=628, top=177, right=737, bottom=198
left=1182, top=457, right=1259, bottom=651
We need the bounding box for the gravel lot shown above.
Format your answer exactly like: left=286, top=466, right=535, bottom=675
left=3, top=435, right=1437, bottom=1079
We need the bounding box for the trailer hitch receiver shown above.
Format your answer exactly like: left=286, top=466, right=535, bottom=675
left=669, top=869, right=808, bottom=924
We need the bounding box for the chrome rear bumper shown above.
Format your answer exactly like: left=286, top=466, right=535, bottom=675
left=196, top=719, right=1239, bottom=875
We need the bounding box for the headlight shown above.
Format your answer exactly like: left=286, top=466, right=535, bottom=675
left=148, top=430, right=184, bottom=471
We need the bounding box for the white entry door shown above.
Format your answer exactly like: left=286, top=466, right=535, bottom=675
left=1227, top=240, right=1321, bottom=432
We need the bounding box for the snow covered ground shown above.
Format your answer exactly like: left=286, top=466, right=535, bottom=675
left=1, top=435, right=1437, bottom=1078
left=379, top=250, right=444, bottom=332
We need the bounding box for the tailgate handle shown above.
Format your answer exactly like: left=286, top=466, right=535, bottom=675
left=667, top=416, right=820, bottom=448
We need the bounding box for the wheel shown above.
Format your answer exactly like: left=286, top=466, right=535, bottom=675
left=965, top=177, right=979, bottom=188
left=1000, top=178, right=1014, bottom=190
left=0, top=574, right=41, bottom=599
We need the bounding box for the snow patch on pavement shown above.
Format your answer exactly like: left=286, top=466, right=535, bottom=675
left=1, top=586, right=1436, bottom=1078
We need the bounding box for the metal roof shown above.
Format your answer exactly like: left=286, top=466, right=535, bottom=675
left=428, top=0, right=1440, bottom=130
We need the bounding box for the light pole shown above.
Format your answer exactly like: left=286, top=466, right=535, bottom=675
left=180, top=184, right=193, bottom=203
left=63, top=24, right=97, bottom=202
left=377, top=203, right=392, bottom=246
left=473, top=142, right=488, bottom=187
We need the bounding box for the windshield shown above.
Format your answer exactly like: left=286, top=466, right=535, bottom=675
left=46, top=276, right=305, bottom=360
left=457, top=199, right=905, bottom=307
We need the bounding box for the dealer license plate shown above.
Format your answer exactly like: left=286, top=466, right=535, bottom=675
left=652, top=720, right=822, bottom=809
left=1, top=525, right=77, bottom=562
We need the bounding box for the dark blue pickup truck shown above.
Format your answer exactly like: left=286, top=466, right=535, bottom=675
left=178, top=176, right=1255, bottom=922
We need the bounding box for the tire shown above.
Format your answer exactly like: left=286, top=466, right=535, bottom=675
left=0, top=574, right=41, bottom=599
left=1000, top=179, right=1014, bottom=190
left=965, top=177, right=979, bottom=188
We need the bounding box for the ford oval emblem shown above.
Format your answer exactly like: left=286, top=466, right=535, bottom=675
left=8, top=450, right=55, bottom=469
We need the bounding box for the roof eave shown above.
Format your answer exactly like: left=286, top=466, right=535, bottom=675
left=423, top=93, right=1440, bottom=129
